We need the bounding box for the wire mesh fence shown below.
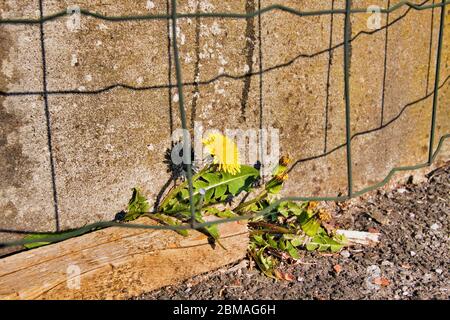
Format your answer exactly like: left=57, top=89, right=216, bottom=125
left=0, top=0, right=448, bottom=248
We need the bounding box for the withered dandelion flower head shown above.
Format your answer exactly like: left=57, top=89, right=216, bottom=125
left=202, top=133, right=241, bottom=175
left=307, top=201, right=318, bottom=210
left=318, top=209, right=332, bottom=222
left=279, top=155, right=292, bottom=166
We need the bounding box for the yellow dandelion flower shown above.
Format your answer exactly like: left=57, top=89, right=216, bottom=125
left=203, top=133, right=241, bottom=175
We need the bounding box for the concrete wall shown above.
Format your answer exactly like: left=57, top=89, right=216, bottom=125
left=1, top=0, right=449, bottom=252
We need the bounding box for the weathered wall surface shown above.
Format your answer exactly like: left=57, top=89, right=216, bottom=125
left=1, top=0, right=449, bottom=252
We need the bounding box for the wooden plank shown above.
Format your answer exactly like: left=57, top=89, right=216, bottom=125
left=336, top=229, right=381, bottom=246
left=0, top=218, right=248, bottom=300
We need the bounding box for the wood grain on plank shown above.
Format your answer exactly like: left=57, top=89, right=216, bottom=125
left=0, top=218, right=248, bottom=300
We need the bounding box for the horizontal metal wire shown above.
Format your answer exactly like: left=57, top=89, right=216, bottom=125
left=1, top=74, right=448, bottom=239
left=1, top=72, right=448, bottom=239
left=1, top=133, right=449, bottom=249
left=0, top=0, right=448, bottom=24
left=0, top=0, right=430, bottom=97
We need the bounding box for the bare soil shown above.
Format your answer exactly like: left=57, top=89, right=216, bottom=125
left=137, top=165, right=449, bottom=300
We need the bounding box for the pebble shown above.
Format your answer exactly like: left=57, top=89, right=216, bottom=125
left=366, top=265, right=382, bottom=290
left=430, top=223, right=440, bottom=230
left=146, top=0, right=155, bottom=10
left=410, top=251, right=416, bottom=257
left=435, top=268, right=443, bottom=275
left=423, top=273, right=433, bottom=281
left=381, top=260, right=394, bottom=267
left=367, top=265, right=381, bottom=274
left=340, top=250, right=351, bottom=258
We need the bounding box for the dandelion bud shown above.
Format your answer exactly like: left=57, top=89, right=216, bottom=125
left=274, top=173, right=288, bottom=182
left=279, top=155, right=291, bottom=166
left=307, top=201, right=318, bottom=210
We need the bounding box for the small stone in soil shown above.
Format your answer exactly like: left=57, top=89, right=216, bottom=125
left=381, top=260, right=393, bottom=267
left=430, top=223, right=440, bottom=230
left=340, top=250, right=350, bottom=258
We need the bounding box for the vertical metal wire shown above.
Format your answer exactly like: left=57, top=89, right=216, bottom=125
left=380, top=0, right=391, bottom=127
left=428, top=0, right=446, bottom=164
left=170, top=0, right=197, bottom=227
left=344, top=0, right=353, bottom=197
left=425, top=0, right=436, bottom=96
left=324, top=0, right=335, bottom=154
left=258, top=0, right=264, bottom=181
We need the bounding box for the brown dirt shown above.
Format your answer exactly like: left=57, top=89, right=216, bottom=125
left=136, top=164, right=449, bottom=300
